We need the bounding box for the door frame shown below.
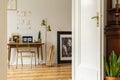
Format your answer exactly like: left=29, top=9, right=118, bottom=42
left=72, top=0, right=81, bottom=79
left=72, top=0, right=104, bottom=80
left=0, top=0, right=7, bottom=80
left=0, top=0, right=104, bottom=80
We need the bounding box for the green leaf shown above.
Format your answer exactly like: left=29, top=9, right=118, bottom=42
left=118, top=71, right=120, bottom=77
left=104, top=57, right=109, bottom=76
left=104, top=50, right=120, bottom=77
left=109, top=50, right=117, bottom=77
left=116, top=56, right=120, bottom=77
left=117, top=56, right=120, bottom=64
left=38, top=31, right=41, bottom=39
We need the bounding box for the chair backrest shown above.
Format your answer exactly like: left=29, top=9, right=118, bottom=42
left=27, top=42, right=31, bottom=51
left=16, top=42, right=31, bottom=52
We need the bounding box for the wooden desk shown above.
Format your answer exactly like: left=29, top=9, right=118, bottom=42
left=7, top=43, right=44, bottom=65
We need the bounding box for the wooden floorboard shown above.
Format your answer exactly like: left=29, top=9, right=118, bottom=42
left=7, top=64, right=72, bottom=80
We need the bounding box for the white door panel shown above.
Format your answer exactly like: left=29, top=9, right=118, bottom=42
left=72, top=0, right=103, bottom=80
left=79, top=65, right=98, bottom=80
left=81, top=0, right=98, bottom=67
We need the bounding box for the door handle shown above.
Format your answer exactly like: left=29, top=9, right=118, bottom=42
left=91, top=12, right=99, bottom=27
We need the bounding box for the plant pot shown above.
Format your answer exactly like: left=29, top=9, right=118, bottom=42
left=38, top=39, right=41, bottom=43
left=106, top=76, right=120, bottom=80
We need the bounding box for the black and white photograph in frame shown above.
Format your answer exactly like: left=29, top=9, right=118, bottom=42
left=62, top=37, right=72, bottom=57
left=57, top=31, right=72, bottom=64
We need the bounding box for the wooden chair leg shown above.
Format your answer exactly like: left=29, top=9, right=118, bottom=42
left=20, top=52, right=23, bottom=67
left=35, top=53, right=36, bottom=66
left=31, top=53, right=33, bottom=68
left=16, top=53, right=18, bottom=69
left=35, top=53, right=39, bottom=64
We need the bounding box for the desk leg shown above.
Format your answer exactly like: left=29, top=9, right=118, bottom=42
left=40, top=46, right=43, bottom=60
left=37, top=47, right=39, bottom=64
left=8, top=46, right=11, bottom=65
left=37, top=46, right=43, bottom=64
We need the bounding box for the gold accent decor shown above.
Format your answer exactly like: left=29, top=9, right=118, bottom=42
left=41, top=18, right=52, bottom=62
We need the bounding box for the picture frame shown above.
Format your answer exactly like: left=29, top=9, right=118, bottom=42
left=8, top=0, right=17, bottom=10
left=57, top=31, right=72, bottom=64
left=22, top=36, right=33, bottom=43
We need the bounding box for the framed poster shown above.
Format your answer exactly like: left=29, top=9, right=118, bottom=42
left=8, top=0, right=17, bottom=10
left=57, top=31, right=72, bottom=64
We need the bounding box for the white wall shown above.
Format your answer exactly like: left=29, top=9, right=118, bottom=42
left=7, top=0, right=72, bottom=65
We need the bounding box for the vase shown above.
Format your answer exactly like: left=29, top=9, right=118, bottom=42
left=38, top=39, right=41, bottom=43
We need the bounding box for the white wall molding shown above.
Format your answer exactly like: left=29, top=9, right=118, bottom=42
left=72, top=0, right=81, bottom=79
left=0, top=0, right=7, bottom=80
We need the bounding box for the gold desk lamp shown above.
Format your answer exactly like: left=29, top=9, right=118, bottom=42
left=41, top=18, right=51, bottom=62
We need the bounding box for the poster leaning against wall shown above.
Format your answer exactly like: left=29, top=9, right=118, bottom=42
left=57, top=31, right=72, bottom=64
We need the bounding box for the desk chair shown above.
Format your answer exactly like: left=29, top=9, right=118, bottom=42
left=16, top=42, right=36, bottom=68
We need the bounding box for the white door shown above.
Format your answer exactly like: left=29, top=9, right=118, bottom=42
left=72, top=0, right=104, bottom=80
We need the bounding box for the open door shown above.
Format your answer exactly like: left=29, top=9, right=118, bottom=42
left=72, top=0, right=104, bottom=80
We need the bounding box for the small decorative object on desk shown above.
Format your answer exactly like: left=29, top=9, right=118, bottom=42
left=9, top=37, right=12, bottom=42
left=12, top=33, right=20, bottom=43
left=9, top=37, right=14, bottom=43
left=38, top=31, right=41, bottom=43
left=22, top=36, right=33, bottom=43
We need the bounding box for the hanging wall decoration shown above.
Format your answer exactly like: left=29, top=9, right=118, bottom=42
left=8, top=0, right=17, bottom=10
left=17, top=10, right=31, bottom=29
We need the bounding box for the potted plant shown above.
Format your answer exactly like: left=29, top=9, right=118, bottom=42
left=104, top=50, right=120, bottom=80
left=38, top=31, right=41, bottom=43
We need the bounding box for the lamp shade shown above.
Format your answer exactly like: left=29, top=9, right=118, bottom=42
left=47, top=25, right=51, bottom=31
left=41, top=19, right=46, bottom=26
